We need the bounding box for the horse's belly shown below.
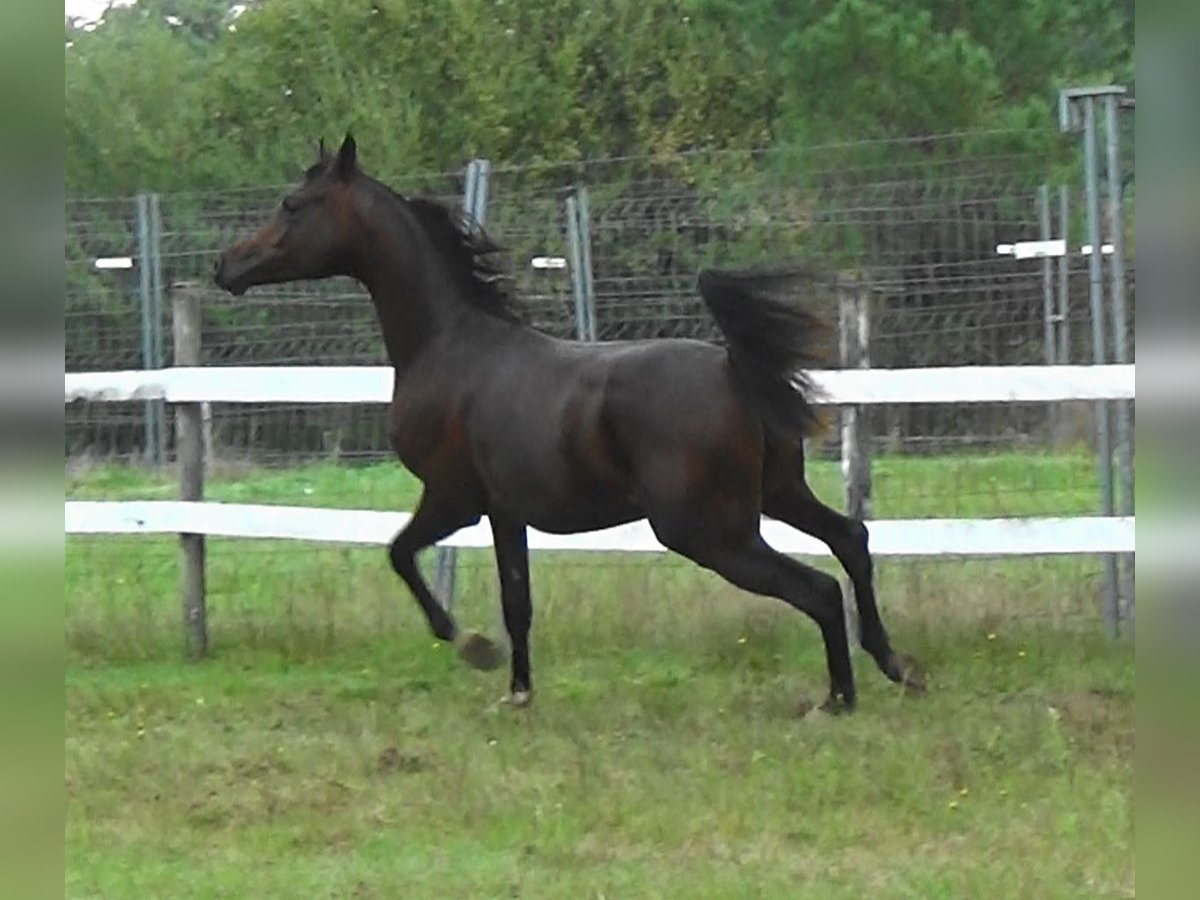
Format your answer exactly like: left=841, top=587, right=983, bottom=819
left=522, top=499, right=644, bottom=535
left=479, top=448, right=641, bottom=533
left=470, top=434, right=630, bottom=528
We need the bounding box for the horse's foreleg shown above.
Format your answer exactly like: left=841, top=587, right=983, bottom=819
left=388, top=490, right=504, bottom=671
left=490, top=513, right=533, bottom=705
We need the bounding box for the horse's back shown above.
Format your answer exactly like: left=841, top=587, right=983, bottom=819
left=601, top=337, right=756, bottom=437
left=455, top=329, right=770, bottom=532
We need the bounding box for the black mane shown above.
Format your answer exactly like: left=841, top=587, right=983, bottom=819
left=304, top=155, right=520, bottom=322
left=399, top=191, right=522, bottom=323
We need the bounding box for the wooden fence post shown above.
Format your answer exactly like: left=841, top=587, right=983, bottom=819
left=839, top=274, right=873, bottom=644
left=173, top=286, right=208, bottom=659
left=201, top=401, right=214, bottom=474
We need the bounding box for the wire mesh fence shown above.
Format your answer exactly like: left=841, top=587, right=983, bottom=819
left=65, top=128, right=1135, bottom=474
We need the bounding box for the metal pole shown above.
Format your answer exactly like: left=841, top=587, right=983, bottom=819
left=1038, top=184, right=1054, bottom=366
left=462, top=160, right=479, bottom=227
left=1057, top=185, right=1070, bottom=366
left=838, top=275, right=872, bottom=644
left=149, top=193, right=167, bottom=465
left=1037, top=184, right=1057, bottom=443
left=472, top=160, right=491, bottom=227
left=433, top=158, right=492, bottom=610
left=135, top=194, right=159, bottom=467
left=576, top=186, right=597, bottom=341
left=1081, top=96, right=1120, bottom=638
left=565, top=194, right=588, bottom=340
left=1104, top=93, right=1135, bottom=632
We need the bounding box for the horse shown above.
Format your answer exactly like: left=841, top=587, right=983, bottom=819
left=213, top=134, right=924, bottom=713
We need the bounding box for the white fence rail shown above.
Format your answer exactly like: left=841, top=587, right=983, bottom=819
left=65, top=363, right=1136, bottom=556
left=66, top=363, right=1135, bottom=406
left=65, top=501, right=1136, bottom=556
left=67, top=357, right=1143, bottom=653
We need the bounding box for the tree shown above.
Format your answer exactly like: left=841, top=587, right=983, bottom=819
left=66, top=3, right=212, bottom=194
left=65, top=0, right=1134, bottom=194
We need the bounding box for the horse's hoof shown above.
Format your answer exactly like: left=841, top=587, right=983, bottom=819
left=896, top=653, right=927, bottom=695
left=819, top=692, right=855, bottom=715
left=455, top=632, right=505, bottom=671
left=508, top=690, right=532, bottom=708
left=797, top=692, right=853, bottom=718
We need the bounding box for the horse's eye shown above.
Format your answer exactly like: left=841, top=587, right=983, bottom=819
left=281, top=196, right=300, bottom=214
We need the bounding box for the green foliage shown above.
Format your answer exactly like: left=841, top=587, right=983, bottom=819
left=778, top=1, right=1000, bottom=142
left=66, top=0, right=1132, bottom=195
left=66, top=5, right=211, bottom=194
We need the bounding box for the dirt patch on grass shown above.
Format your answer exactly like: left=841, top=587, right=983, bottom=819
left=376, top=745, right=429, bottom=775
left=1051, top=687, right=1134, bottom=757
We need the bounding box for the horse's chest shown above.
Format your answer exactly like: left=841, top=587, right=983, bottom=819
left=388, top=392, right=471, bottom=481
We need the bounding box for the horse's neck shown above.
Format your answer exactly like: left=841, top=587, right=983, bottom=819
left=361, top=283, right=441, bottom=371
left=352, top=200, right=519, bottom=371
left=352, top=217, right=454, bottom=369
left=361, top=261, right=506, bottom=373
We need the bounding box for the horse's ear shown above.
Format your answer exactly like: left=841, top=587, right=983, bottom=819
left=317, top=137, right=328, bottom=162
left=335, top=133, right=357, bottom=180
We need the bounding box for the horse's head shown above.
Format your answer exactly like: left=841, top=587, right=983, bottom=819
left=214, top=134, right=361, bottom=295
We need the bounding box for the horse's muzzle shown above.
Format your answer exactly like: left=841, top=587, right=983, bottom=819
left=212, top=252, right=248, bottom=296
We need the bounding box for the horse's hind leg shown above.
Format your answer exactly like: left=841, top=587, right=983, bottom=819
left=764, top=480, right=924, bottom=693
left=658, top=525, right=857, bottom=712
left=387, top=489, right=504, bottom=671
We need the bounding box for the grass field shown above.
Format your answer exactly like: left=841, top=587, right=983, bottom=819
left=67, top=450, right=1105, bottom=518
left=66, top=452, right=1134, bottom=898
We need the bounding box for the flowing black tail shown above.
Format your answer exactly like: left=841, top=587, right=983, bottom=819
left=698, top=268, right=830, bottom=439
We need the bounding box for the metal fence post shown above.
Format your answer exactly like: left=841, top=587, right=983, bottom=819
left=839, top=274, right=872, bottom=644
left=1061, top=87, right=1120, bottom=637
left=1053, top=183, right=1072, bottom=449
left=472, top=160, right=492, bottom=227
left=1038, top=184, right=1054, bottom=367
left=1057, top=185, right=1071, bottom=367
left=462, top=160, right=479, bottom=226
left=566, top=194, right=585, bottom=339
left=566, top=187, right=597, bottom=342
left=1037, top=184, right=1059, bottom=441
left=433, top=158, right=493, bottom=610
left=150, top=193, right=167, bottom=464
left=1104, top=93, right=1135, bottom=632
left=135, top=194, right=162, bottom=466
left=576, top=186, right=597, bottom=341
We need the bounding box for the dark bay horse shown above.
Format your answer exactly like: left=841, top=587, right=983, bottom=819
left=213, top=135, right=923, bottom=712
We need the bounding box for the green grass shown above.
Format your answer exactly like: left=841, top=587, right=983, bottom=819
left=68, top=449, right=1103, bottom=518
left=65, top=452, right=1133, bottom=898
